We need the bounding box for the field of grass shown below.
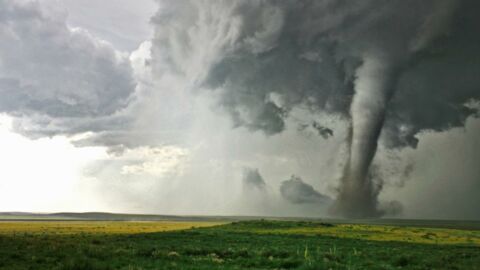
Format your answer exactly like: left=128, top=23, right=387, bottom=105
left=0, top=221, right=224, bottom=235
left=1, top=220, right=479, bottom=269
left=226, top=220, right=480, bottom=245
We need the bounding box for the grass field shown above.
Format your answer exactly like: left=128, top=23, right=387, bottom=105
left=0, top=221, right=224, bottom=235
left=1, top=220, right=479, bottom=269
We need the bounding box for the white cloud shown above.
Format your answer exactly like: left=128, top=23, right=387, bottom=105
left=61, top=0, right=157, bottom=52
left=120, top=146, right=190, bottom=177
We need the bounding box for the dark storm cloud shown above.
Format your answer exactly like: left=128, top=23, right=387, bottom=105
left=280, top=175, right=331, bottom=205
left=151, top=0, right=480, bottom=218
left=152, top=0, right=479, bottom=142
left=383, top=0, right=480, bottom=148
left=0, top=0, right=136, bottom=137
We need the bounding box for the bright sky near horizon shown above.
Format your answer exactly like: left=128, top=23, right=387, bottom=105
left=0, top=0, right=155, bottom=213
left=0, top=116, right=108, bottom=212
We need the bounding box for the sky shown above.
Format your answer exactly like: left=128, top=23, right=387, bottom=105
left=0, top=0, right=479, bottom=219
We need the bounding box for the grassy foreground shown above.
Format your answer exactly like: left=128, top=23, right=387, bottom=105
left=0, top=220, right=479, bottom=269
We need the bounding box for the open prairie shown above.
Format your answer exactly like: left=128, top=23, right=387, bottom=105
left=0, top=221, right=224, bottom=235
left=1, top=220, right=479, bottom=270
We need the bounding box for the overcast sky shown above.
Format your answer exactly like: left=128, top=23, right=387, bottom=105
left=0, top=0, right=479, bottom=219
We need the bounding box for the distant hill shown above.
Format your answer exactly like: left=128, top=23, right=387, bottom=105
left=0, top=212, right=256, bottom=222
left=1, top=212, right=480, bottom=230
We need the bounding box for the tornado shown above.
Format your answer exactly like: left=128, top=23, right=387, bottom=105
left=333, top=56, right=401, bottom=217
left=150, top=0, right=480, bottom=218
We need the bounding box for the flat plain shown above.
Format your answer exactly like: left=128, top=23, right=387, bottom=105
left=0, top=219, right=479, bottom=269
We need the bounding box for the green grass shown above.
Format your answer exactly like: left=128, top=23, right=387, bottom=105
left=225, top=220, right=480, bottom=245
left=0, top=220, right=479, bottom=269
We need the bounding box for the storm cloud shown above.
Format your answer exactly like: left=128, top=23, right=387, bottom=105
left=1, top=0, right=479, bottom=219
left=151, top=0, right=480, bottom=217
left=0, top=0, right=136, bottom=139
